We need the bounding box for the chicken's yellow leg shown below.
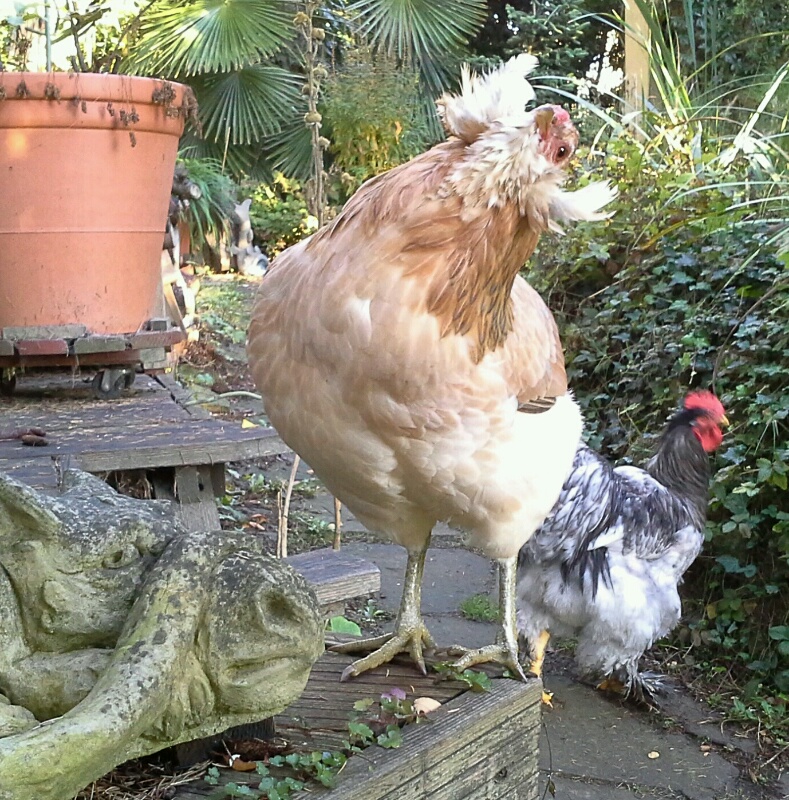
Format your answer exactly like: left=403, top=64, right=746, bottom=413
left=528, top=630, right=554, bottom=706
left=529, top=630, right=550, bottom=677
left=330, top=537, right=435, bottom=681
left=446, top=557, right=528, bottom=680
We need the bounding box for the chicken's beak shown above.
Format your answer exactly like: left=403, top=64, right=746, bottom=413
left=720, top=414, right=730, bottom=428
left=535, top=106, right=554, bottom=139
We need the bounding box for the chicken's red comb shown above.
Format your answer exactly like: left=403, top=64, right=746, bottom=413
left=683, top=390, right=726, bottom=419
left=551, top=105, right=571, bottom=125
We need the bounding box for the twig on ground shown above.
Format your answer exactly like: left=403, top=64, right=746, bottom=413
left=278, top=456, right=300, bottom=558
left=333, top=497, right=343, bottom=550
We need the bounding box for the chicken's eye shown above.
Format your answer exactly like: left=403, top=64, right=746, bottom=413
left=557, top=146, right=568, bottom=159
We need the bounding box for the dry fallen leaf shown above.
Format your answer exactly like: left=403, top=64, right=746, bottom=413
left=413, top=697, right=441, bottom=716
left=228, top=754, right=257, bottom=772
left=648, top=751, right=660, bottom=760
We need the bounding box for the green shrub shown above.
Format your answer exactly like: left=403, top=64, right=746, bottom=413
left=176, top=158, right=238, bottom=250
left=248, top=174, right=318, bottom=256
left=529, top=126, right=789, bottom=695
left=322, top=56, right=436, bottom=194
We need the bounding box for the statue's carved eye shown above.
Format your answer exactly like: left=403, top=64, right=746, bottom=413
left=102, top=543, right=140, bottom=569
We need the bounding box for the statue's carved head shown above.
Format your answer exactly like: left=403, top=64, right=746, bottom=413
left=0, top=471, right=179, bottom=651
left=200, top=549, right=324, bottom=714
left=151, top=543, right=324, bottom=740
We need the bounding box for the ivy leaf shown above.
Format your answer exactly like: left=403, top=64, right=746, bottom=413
left=715, top=555, right=743, bottom=573
left=768, top=626, right=789, bottom=641
left=348, top=721, right=375, bottom=741
left=377, top=726, right=404, bottom=748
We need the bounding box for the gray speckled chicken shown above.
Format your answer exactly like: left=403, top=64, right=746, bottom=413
left=517, top=391, right=727, bottom=701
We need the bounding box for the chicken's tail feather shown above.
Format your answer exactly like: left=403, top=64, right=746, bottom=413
left=437, top=54, right=538, bottom=144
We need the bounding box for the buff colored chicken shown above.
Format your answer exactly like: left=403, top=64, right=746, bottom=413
left=247, top=55, right=617, bottom=680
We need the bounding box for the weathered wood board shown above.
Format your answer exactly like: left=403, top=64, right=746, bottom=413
left=174, top=651, right=541, bottom=800
left=286, top=549, right=381, bottom=609
left=0, top=373, right=288, bottom=491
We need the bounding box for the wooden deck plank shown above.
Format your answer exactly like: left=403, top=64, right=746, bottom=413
left=0, top=372, right=287, bottom=490
left=281, top=651, right=496, bottom=732
left=0, top=397, right=195, bottom=431
left=285, top=550, right=380, bottom=608
left=301, top=678, right=539, bottom=799
left=0, top=420, right=286, bottom=474
left=174, top=651, right=541, bottom=800
left=0, top=374, right=220, bottom=427
left=0, top=459, right=62, bottom=490
left=155, top=373, right=213, bottom=419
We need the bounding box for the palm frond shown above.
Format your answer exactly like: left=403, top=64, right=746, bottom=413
left=347, top=0, right=486, bottom=89
left=263, top=117, right=314, bottom=183
left=179, top=133, right=274, bottom=181
left=125, top=0, right=292, bottom=78
left=190, top=65, right=303, bottom=146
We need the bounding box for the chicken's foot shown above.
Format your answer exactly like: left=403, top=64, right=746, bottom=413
left=596, top=676, right=626, bottom=695
left=330, top=539, right=435, bottom=681
left=626, top=670, right=668, bottom=704
left=445, top=557, right=528, bottom=680
left=597, top=669, right=666, bottom=705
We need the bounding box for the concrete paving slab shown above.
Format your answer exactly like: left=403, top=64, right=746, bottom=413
left=539, top=675, right=740, bottom=800
left=539, top=775, right=676, bottom=800
left=654, top=685, right=757, bottom=754
left=341, top=542, right=496, bottom=614
left=422, top=614, right=498, bottom=650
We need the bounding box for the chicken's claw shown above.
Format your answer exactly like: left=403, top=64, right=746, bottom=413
left=331, top=622, right=436, bottom=682
left=443, top=556, right=530, bottom=680
left=542, top=690, right=554, bottom=706
left=626, top=671, right=669, bottom=704
left=597, top=671, right=668, bottom=705
left=331, top=541, right=436, bottom=681
left=445, top=641, right=529, bottom=681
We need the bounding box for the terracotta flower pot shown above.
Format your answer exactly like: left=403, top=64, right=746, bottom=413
left=0, top=73, right=191, bottom=335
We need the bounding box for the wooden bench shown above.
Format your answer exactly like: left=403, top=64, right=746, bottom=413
left=0, top=372, right=288, bottom=531
left=286, top=548, right=381, bottom=617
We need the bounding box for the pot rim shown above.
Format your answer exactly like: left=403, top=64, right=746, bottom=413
left=0, top=72, right=191, bottom=106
